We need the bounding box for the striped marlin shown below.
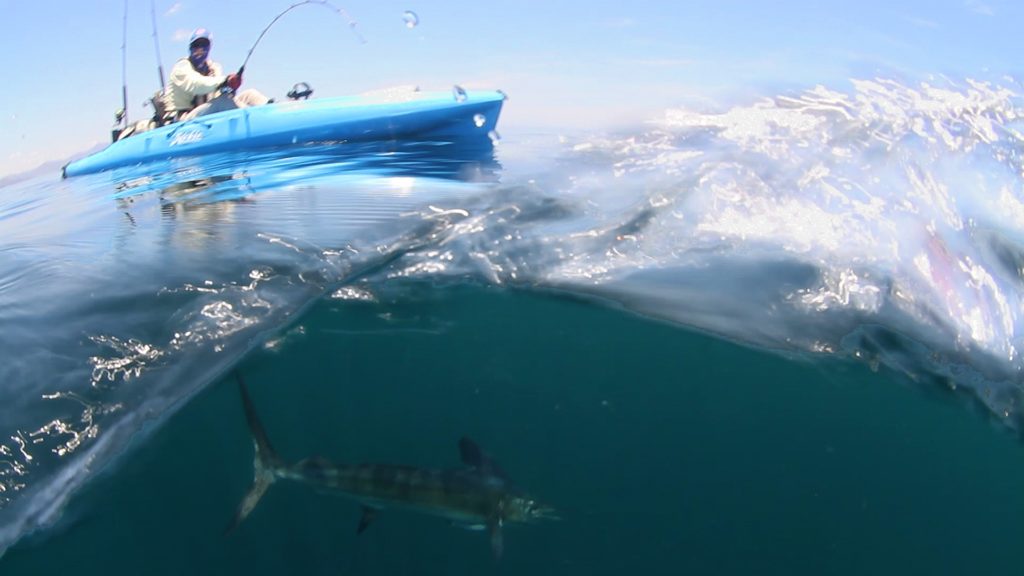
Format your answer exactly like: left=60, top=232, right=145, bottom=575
left=227, top=375, right=558, bottom=557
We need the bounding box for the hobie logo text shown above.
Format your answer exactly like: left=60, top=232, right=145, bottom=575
left=169, top=130, right=204, bottom=146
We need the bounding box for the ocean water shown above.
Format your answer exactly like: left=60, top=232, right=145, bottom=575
left=3, top=77, right=1024, bottom=574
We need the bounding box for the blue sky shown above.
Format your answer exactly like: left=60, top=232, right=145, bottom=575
left=1, top=0, right=1021, bottom=177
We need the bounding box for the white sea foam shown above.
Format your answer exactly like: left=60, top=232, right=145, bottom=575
left=395, top=77, right=1024, bottom=424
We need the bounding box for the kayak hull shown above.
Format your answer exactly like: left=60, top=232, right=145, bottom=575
left=63, top=90, right=504, bottom=177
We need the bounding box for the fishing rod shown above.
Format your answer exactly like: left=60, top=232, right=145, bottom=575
left=238, top=0, right=365, bottom=75
left=120, top=0, right=129, bottom=126
left=150, top=0, right=166, bottom=91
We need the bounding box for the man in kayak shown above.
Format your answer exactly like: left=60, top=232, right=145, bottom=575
left=162, top=28, right=269, bottom=122
left=116, top=28, right=270, bottom=139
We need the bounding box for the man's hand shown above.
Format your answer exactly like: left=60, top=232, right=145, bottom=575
left=226, top=73, right=243, bottom=91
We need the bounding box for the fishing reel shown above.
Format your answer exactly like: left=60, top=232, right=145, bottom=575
left=111, top=108, right=127, bottom=142
left=287, top=82, right=314, bottom=100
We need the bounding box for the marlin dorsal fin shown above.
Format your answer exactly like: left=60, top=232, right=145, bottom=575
left=458, top=436, right=506, bottom=479
left=356, top=505, right=378, bottom=535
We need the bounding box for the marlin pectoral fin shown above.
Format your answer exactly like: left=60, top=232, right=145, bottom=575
left=357, top=506, right=378, bottom=535
left=458, top=437, right=507, bottom=479
left=488, top=518, right=504, bottom=559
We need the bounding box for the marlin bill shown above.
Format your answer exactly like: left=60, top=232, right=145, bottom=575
left=227, top=374, right=558, bottom=558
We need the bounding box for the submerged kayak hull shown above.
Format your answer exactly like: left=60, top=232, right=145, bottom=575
left=63, top=90, right=505, bottom=177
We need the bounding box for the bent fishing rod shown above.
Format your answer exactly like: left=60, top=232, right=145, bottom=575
left=237, top=0, right=365, bottom=76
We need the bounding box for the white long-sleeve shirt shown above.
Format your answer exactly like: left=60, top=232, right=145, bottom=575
left=161, top=57, right=226, bottom=113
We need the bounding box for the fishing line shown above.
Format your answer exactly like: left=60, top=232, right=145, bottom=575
left=239, top=0, right=365, bottom=75
left=149, top=0, right=166, bottom=91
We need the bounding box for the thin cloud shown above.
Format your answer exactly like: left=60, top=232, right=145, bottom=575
left=599, top=17, right=636, bottom=29
left=905, top=16, right=940, bottom=29
left=611, top=57, right=696, bottom=69
left=172, top=28, right=191, bottom=42
left=965, top=0, right=995, bottom=16
left=165, top=3, right=183, bottom=16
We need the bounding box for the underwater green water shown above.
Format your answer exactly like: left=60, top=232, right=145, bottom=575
left=3, top=284, right=1022, bottom=575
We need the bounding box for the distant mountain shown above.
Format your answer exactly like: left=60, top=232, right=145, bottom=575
left=0, top=144, right=106, bottom=188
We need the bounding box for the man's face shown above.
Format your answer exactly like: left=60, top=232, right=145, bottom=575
left=189, top=40, right=210, bottom=66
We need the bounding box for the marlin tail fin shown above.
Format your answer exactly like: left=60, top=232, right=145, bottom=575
left=225, top=372, right=283, bottom=534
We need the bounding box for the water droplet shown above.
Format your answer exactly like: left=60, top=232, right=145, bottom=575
left=488, top=130, right=501, bottom=145
left=473, top=114, right=486, bottom=128
left=452, top=85, right=467, bottom=103
left=402, top=11, right=419, bottom=29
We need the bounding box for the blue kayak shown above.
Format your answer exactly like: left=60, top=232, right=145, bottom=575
left=63, top=89, right=505, bottom=178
